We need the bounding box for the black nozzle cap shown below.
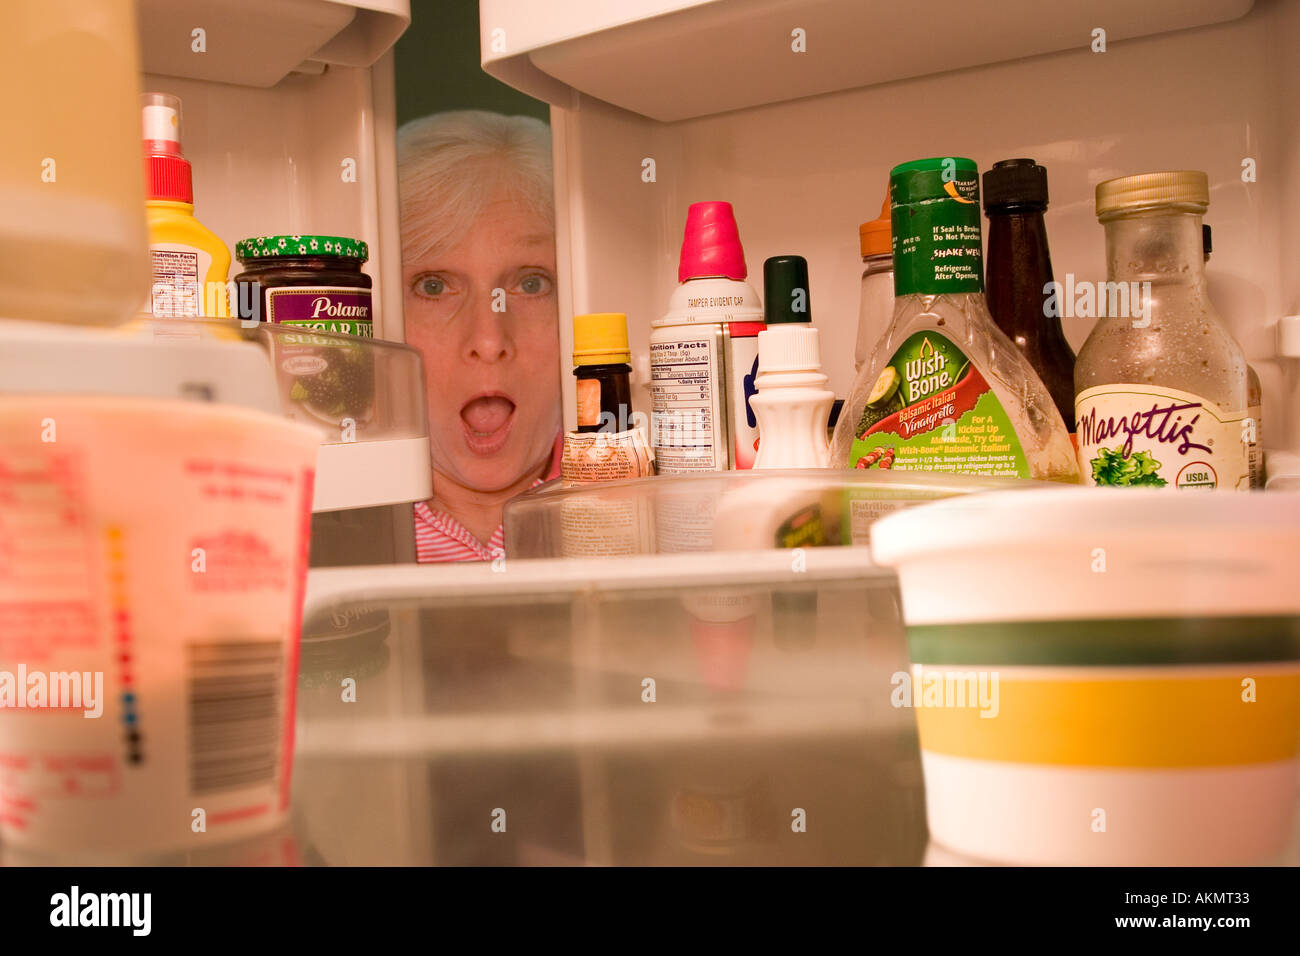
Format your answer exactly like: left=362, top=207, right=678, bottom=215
left=763, top=255, right=811, bottom=324
left=982, top=158, right=1049, bottom=211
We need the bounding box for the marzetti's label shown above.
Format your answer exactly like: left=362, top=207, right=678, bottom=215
left=1076, top=384, right=1249, bottom=491
left=849, top=330, right=1029, bottom=477
left=266, top=286, right=373, bottom=337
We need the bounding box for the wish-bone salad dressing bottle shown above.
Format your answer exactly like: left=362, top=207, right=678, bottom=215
left=831, top=157, right=1078, bottom=481
left=1075, top=172, right=1250, bottom=491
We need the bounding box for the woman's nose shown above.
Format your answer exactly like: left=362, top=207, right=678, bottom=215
left=462, top=289, right=514, bottom=363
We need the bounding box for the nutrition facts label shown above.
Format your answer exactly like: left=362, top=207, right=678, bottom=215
left=0, top=447, right=97, bottom=665
left=650, top=335, right=723, bottom=473
left=150, top=248, right=202, bottom=317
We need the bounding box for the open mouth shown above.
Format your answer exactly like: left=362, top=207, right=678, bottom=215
left=460, top=393, right=516, bottom=456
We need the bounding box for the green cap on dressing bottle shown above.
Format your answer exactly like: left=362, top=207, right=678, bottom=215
left=890, top=156, right=984, bottom=297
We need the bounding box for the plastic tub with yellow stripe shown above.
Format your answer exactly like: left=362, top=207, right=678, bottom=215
left=871, top=489, right=1300, bottom=865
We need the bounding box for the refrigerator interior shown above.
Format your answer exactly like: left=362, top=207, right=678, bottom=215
left=291, top=550, right=927, bottom=865
left=138, top=0, right=420, bottom=563
left=482, top=0, right=1300, bottom=466
left=8, top=0, right=1300, bottom=867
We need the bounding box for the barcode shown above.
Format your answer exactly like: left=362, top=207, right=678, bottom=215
left=187, top=640, right=283, bottom=795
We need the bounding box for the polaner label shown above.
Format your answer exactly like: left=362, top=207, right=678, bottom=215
left=266, top=286, right=373, bottom=336
left=1075, top=384, right=1249, bottom=491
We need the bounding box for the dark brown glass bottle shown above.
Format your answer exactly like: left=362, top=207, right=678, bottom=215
left=573, top=311, right=635, bottom=433
left=575, top=362, right=633, bottom=433
left=983, top=158, right=1076, bottom=433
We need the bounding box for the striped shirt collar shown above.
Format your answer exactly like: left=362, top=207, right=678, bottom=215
left=414, top=433, right=562, bottom=563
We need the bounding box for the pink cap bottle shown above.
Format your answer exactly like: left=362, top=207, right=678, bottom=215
left=678, top=201, right=749, bottom=283
left=652, top=201, right=764, bottom=474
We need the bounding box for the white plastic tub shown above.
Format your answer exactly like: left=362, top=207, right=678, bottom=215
left=0, top=396, right=319, bottom=856
left=871, top=489, right=1300, bottom=865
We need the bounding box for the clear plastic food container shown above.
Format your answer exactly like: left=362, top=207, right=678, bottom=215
left=505, top=469, right=1064, bottom=559
left=0, top=317, right=431, bottom=512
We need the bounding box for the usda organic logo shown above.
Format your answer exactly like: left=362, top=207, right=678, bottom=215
left=1175, top=462, right=1217, bottom=490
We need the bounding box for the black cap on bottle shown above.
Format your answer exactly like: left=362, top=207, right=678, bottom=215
left=763, top=255, right=811, bottom=324
left=982, top=158, right=1049, bottom=211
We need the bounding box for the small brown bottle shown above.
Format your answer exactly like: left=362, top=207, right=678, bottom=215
left=983, top=158, right=1077, bottom=435
left=573, top=312, right=634, bottom=433
left=562, top=312, right=652, bottom=483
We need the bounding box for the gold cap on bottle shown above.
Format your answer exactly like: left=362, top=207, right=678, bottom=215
left=572, top=312, right=630, bottom=366
left=1095, top=170, right=1209, bottom=220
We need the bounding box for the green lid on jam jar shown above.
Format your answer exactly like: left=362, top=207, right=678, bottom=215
left=235, top=235, right=369, bottom=262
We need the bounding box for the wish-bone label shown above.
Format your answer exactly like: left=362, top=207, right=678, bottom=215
left=850, top=330, right=1029, bottom=477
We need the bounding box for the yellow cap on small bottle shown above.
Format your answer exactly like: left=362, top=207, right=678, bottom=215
left=573, top=312, right=631, bottom=365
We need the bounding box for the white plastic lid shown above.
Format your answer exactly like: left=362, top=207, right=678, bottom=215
left=758, top=325, right=821, bottom=373
left=651, top=275, right=764, bottom=329
left=871, top=488, right=1300, bottom=624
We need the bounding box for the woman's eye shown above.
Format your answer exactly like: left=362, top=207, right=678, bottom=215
left=517, top=274, right=552, bottom=295
left=415, top=276, right=446, bottom=297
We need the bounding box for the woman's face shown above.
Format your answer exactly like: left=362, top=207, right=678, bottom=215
left=403, top=190, right=561, bottom=494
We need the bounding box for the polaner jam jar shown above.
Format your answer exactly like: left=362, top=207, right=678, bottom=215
left=234, top=234, right=373, bottom=336
left=236, top=235, right=376, bottom=429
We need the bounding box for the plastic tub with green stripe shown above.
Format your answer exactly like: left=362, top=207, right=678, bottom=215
left=871, top=488, right=1300, bottom=866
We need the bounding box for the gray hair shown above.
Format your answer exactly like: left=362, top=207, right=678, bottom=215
left=396, top=110, right=554, bottom=265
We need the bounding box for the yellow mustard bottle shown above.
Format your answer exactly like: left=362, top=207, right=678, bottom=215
left=142, top=92, right=229, bottom=318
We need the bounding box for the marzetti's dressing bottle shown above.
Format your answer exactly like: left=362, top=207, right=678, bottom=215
left=650, top=202, right=765, bottom=473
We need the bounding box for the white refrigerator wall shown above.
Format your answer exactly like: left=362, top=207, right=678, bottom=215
left=539, top=2, right=1300, bottom=455
left=137, top=0, right=419, bottom=563
left=140, top=58, right=406, bottom=342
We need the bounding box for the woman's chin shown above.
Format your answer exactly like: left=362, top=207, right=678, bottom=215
left=430, top=419, right=553, bottom=494
left=441, top=448, right=532, bottom=494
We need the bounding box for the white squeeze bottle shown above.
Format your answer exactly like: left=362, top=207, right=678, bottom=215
left=710, top=255, right=839, bottom=561
left=712, top=255, right=835, bottom=654
left=752, top=255, right=834, bottom=469
left=650, top=201, right=765, bottom=473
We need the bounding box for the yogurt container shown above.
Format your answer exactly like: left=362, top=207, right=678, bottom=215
left=871, top=489, right=1300, bottom=865
left=0, top=395, right=319, bottom=856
